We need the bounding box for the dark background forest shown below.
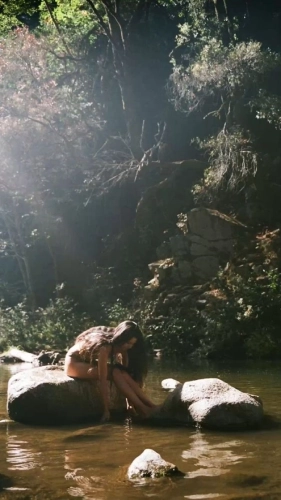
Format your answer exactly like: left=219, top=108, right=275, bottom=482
left=1, top=0, right=281, bottom=359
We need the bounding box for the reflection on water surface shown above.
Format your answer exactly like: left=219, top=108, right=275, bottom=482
left=1, top=359, right=281, bottom=499
left=182, top=435, right=250, bottom=477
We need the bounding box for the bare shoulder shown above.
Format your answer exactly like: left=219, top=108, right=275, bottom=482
left=67, top=341, right=83, bottom=356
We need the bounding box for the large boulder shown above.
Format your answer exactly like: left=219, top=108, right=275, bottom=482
left=187, top=208, right=245, bottom=241
left=7, top=366, right=126, bottom=425
left=147, top=208, right=247, bottom=289
left=157, top=378, right=264, bottom=430
left=127, top=449, right=183, bottom=480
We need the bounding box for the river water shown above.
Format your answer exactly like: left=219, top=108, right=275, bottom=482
left=1, top=359, right=281, bottom=500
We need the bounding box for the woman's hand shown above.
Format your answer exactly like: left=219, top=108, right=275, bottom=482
left=100, top=410, right=110, bottom=423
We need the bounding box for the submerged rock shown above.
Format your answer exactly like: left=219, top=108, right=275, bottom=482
left=7, top=366, right=126, bottom=425
left=157, top=377, right=264, bottom=430
left=127, top=449, right=183, bottom=479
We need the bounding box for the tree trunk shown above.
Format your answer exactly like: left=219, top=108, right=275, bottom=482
left=12, top=200, right=37, bottom=311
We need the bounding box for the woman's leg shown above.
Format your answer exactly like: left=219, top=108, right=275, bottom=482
left=121, top=371, right=156, bottom=408
left=65, top=358, right=156, bottom=418
left=112, top=369, right=154, bottom=418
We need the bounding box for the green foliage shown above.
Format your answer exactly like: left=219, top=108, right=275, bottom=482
left=252, top=91, right=281, bottom=130
left=38, top=0, right=98, bottom=48
left=171, top=38, right=279, bottom=120
left=134, top=298, right=202, bottom=358
left=136, top=267, right=281, bottom=360
left=102, top=299, right=133, bottom=326
left=0, top=293, right=91, bottom=353
left=198, top=268, right=281, bottom=359
left=0, top=0, right=39, bottom=35
left=170, top=10, right=281, bottom=209
left=145, top=313, right=202, bottom=358
left=192, top=128, right=258, bottom=201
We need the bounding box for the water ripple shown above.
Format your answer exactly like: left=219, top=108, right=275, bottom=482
left=7, top=435, right=43, bottom=471
left=182, top=434, right=251, bottom=478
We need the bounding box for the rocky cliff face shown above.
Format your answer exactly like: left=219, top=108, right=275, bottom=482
left=146, top=208, right=246, bottom=290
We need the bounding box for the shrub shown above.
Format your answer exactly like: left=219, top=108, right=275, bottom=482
left=199, top=268, right=281, bottom=359
left=0, top=295, right=91, bottom=353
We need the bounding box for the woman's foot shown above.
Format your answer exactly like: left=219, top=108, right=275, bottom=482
left=140, top=404, right=162, bottom=419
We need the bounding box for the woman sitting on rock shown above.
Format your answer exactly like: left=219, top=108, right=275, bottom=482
left=65, top=320, right=157, bottom=422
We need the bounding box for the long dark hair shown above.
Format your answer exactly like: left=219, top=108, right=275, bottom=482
left=75, top=320, right=148, bottom=386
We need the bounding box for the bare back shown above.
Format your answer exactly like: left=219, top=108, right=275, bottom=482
left=75, top=325, right=115, bottom=344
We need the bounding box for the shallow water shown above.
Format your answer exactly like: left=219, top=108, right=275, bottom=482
left=1, top=359, right=281, bottom=499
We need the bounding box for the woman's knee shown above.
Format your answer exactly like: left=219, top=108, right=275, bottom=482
left=121, top=371, right=131, bottom=382
left=112, top=367, right=125, bottom=380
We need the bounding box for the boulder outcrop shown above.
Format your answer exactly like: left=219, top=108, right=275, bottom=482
left=7, top=366, right=126, bottom=425
left=147, top=208, right=247, bottom=289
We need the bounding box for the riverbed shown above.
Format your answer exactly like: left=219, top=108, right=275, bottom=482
left=1, top=359, right=281, bottom=499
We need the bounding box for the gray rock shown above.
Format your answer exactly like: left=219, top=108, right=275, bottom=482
left=169, top=235, right=189, bottom=257
left=190, top=242, right=214, bottom=256
left=148, top=259, right=174, bottom=284
left=187, top=234, right=210, bottom=247
left=7, top=366, right=126, bottom=425
left=177, top=260, right=192, bottom=279
left=127, top=449, right=183, bottom=479
left=156, top=241, right=171, bottom=260
left=187, top=208, right=245, bottom=241
left=188, top=229, right=236, bottom=255
left=161, top=378, right=181, bottom=391
left=0, top=348, right=37, bottom=364
left=191, top=256, right=220, bottom=281
left=159, top=378, right=263, bottom=430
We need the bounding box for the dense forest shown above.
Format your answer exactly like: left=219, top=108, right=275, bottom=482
left=1, top=0, right=281, bottom=359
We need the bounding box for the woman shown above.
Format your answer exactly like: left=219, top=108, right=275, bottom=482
left=65, top=320, right=156, bottom=422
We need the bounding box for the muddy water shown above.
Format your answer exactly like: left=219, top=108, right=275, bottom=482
left=1, top=360, right=281, bottom=500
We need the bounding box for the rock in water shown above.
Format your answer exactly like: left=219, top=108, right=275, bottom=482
left=0, top=348, right=37, bottom=364
left=159, top=377, right=264, bottom=430
left=7, top=366, right=126, bottom=425
left=127, top=449, right=183, bottom=479
left=161, top=378, right=181, bottom=391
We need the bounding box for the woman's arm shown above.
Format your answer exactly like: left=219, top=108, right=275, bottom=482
left=98, top=346, right=110, bottom=422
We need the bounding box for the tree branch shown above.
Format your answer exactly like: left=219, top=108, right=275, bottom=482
left=43, top=0, right=73, bottom=58
left=99, top=0, right=126, bottom=51
left=85, top=0, right=116, bottom=46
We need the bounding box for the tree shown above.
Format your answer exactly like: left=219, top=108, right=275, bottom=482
left=38, top=0, right=187, bottom=159
left=169, top=3, right=281, bottom=211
